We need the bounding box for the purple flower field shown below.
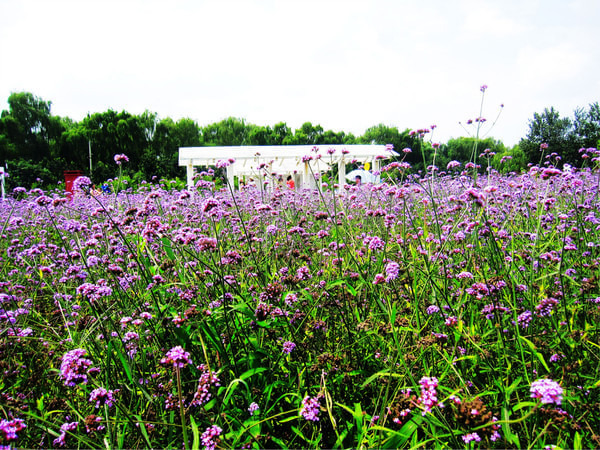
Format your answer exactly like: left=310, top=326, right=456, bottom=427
left=1, top=160, right=600, bottom=448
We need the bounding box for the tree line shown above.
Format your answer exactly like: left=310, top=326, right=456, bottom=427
left=0, top=92, right=598, bottom=189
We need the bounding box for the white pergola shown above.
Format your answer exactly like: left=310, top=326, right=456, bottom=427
left=178, top=145, right=397, bottom=190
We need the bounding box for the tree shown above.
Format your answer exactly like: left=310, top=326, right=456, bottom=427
left=202, top=117, right=249, bottom=146
left=358, top=124, right=425, bottom=170
left=573, top=102, right=600, bottom=149
left=57, top=118, right=90, bottom=170
left=150, top=117, right=201, bottom=179
left=445, top=137, right=505, bottom=164
left=0, top=92, right=58, bottom=161
left=283, top=122, right=322, bottom=145
left=78, top=110, right=150, bottom=182
left=519, top=107, right=578, bottom=166
left=492, top=145, right=528, bottom=173
left=246, top=125, right=272, bottom=145
left=270, top=122, right=293, bottom=145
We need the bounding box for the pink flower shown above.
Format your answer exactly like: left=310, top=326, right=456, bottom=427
left=282, top=341, right=296, bottom=354
left=201, top=425, right=222, bottom=450
left=300, top=395, right=321, bottom=421
left=530, top=378, right=563, bottom=405
left=161, top=346, right=192, bottom=368
left=114, top=154, right=129, bottom=165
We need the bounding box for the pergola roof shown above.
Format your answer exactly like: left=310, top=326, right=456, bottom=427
left=179, top=144, right=398, bottom=188
left=179, top=145, right=396, bottom=168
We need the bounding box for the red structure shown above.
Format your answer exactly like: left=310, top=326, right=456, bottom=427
left=64, top=170, right=82, bottom=195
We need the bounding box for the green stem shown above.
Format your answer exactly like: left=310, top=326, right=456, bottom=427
left=176, top=366, right=189, bottom=450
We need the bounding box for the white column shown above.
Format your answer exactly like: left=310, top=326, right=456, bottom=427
left=226, top=165, right=235, bottom=190
left=337, top=158, right=346, bottom=188
left=303, top=161, right=310, bottom=189
left=373, top=159, right=381, bottom=183
left=373, top=159, right=381, bottom=173
left=186, top=162, right=194, bottom=191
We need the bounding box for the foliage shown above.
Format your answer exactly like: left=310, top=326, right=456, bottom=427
left=573, top=102, right=600, bottom=149
left=519, top=107, right=577, bottom=165
left=0, top=92, right=63, bottom=162
left=492, top=145, right=528, bottom=173
left=359, top=124, right=426, bottom=170
left=4, top=158, right=62, bottom=190
left=520, top=103, right=600, bottom=166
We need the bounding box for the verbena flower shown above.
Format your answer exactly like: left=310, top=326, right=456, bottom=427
left=114, top=154, right=129, bottom=165
left=89, top=387, right=116, bottom=408
left=282, top=341, right=296, bottom=354
left=0, top=417, right=26, bottom=442
left=426, top=305, right=440, bottom=315
left=73, top=176, right=92, bottom=192
left=76, top=280, right=113, bottom=303
left=517, top=310, right=532, bottom=329
left=53, top=421, right=78, bottom=447
left=384, top=261, right=400, bottom=282
left=417, top=376, right=439, bottom=415
left=59, top=348, right=95, bottom=386
left=300, top=395, right=321, bottom=421
left=161, top=346, right=192, bottom=368
left=248, top=402, right=260, bottom=416
left=200, top=425, right=222, bottom=450
left=191, top=365, right=221, bottom=406
left=530, top=378, right=563, bottom=405
left=462, top=432, right=481, bottom=443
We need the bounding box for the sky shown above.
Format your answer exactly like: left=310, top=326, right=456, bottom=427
left=1, top=0, right=599, bottom=147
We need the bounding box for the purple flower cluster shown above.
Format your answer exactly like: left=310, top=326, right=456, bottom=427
left=160, top=346, right=192, bottom=368
left=300, top=394, right=322, bottom=421
left=114, top=153, right=129, bottom=165
left=282, top=340, right=296, bottom=354
left=89, top=387, right=116, bottom=408
left=53, top=421, right=78, bottom=447
left=417, top=376, right=440, bottom=415
left=200, top=425, right=222, bottom=450
left=0, top=417, right=26, bottom=442
left=73, top=176, right=92, bottom=192
left=530, top=378, right=563, bottom=405
left=191, top=365, right=221, bottom=406
left=76, top=279, right=112, bottom=303
left=384, top=261, right=400, bottom=282
left=59, top=348, right=95, bottom=386
left=462, top=431, right=481, bottom=444
left=535, top=297, right=560, bottom=317
left=248, top=402, right=260, bottom=416
left=364, top=235, right=385, bottom=252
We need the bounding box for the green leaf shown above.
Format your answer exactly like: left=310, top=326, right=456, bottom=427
left=190, top=414, right=200, bottom=450
left=239, top=367, right=268, bottom=381
left=512, top=401, right=537, bottom=412
left=574, top=431, right=583, bottom=450
left=519, top=336, right=550, bottom=372
left=385, top=415, right=423, bottom=448
left=161, top=237, right=176, bottom=260
left=345, top=283, right=357, bottom=296
left=502, top=406, right=520, bottom=448
left=115, top=346, right=133, bottom=384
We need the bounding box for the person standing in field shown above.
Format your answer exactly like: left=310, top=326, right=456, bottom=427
left=286, top=175, right=295, bottom=190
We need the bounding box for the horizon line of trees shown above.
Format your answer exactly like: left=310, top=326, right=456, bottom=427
left=0, top=92, right=598, bottom=190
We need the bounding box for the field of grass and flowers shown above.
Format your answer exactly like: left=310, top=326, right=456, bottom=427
left=1, top=148, right=600, bottom=449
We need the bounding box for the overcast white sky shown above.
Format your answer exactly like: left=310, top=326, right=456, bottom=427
left=1, top=0, right=599, bottom=146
